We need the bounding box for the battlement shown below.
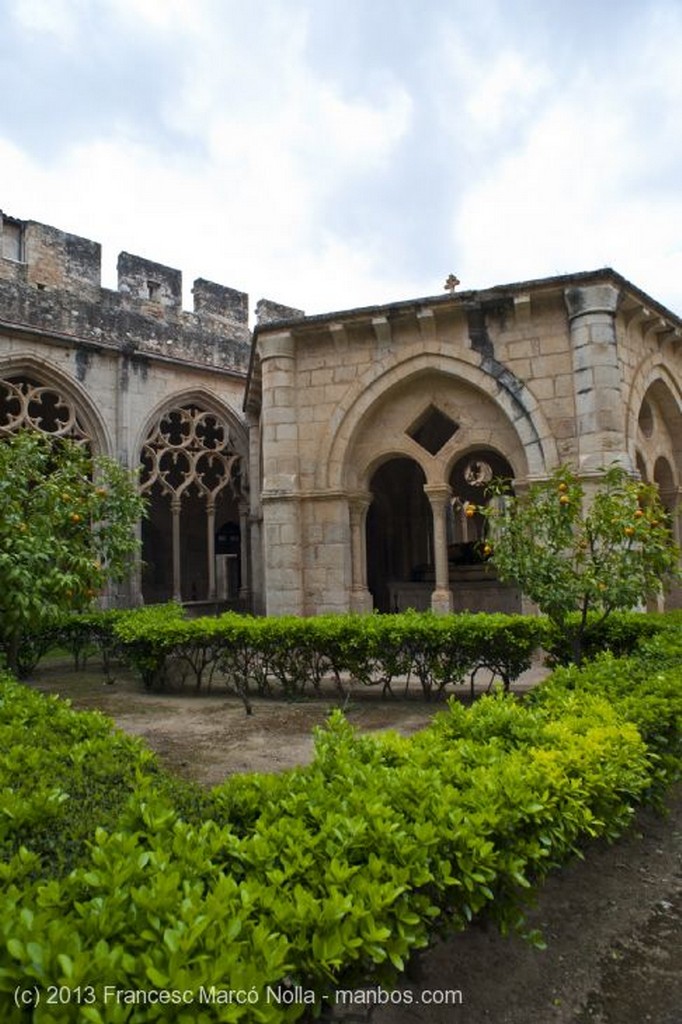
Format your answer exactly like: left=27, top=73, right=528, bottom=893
left=0, top=210, right=251, bottom=371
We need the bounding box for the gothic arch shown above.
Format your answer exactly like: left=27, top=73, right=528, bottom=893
left=135, top=386, right=248, bottom=466
left=361, top=447, right=431, bottom=490
left=322, top=352, right=557, bottom=492
left=626, top=360, right=682, bottom=474
left=337, top=365, right=536, bottom=494
left=0, top=352, right=111, bottom=455
left=444, top=442, right=521, bottom=486
left=136, top=388, right=249, bottom=606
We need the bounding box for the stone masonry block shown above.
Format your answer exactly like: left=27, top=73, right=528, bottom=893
left=275, top=423, right=298, bottom=441
left=588, top=320, right=618, bottom=345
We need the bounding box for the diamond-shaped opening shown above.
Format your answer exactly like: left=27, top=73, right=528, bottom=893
left=407, top=405, right=459, bottom=455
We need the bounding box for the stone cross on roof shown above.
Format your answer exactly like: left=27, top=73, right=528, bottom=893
left=444, top=273, right=460, bottom=294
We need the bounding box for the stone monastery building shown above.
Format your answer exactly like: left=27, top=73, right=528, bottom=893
left=1, top=208, right=680, bottom=614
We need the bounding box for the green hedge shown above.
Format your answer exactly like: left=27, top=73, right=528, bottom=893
left=542, top=609, right=682, bottom=665
left=529, top=628, right=682, bottom=795
left=17, top=607, right=680, bottom=701
left=109, top=608, right=544, bottom=700
left=1, top=637, right=680, bottom=1022
left=0, top=676, right=210, bottom=881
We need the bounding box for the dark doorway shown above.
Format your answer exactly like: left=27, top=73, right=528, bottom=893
left=366, top=458, right=431, bottom=611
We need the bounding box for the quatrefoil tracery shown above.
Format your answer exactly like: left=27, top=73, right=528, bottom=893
left=140, top=405, right=243, bottom=502
left=0, top=377, right=90, bottom=444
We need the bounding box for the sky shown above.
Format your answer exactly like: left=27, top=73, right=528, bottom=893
left=1, top=0, right=681, bottom=321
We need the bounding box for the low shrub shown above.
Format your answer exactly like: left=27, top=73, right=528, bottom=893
left=110, top=609, right=545, bottom=701
left=0, top=641, right=680, bottom=1022
left=0, top=673, right=209, bottom=880
left=541, top=609, right=680, bottom=666
left=530, top=630, right=682, bottom=796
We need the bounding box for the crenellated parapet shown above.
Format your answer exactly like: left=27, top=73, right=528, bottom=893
left=0, top=209, right=251, bottom=371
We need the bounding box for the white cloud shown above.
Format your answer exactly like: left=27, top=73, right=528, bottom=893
left=1, top=0, right=681, bottom=317
left=465, top=51, right=548, bottom=133
left=451, top=9, right=682, bottom=313
left=10, top=0, right=83, bottom=43
left=105, top=0, right=199, bottom=31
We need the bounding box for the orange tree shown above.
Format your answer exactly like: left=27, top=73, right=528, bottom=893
left=0, top=430, right=146, bottom=675
left=479, top=464, right=681, bottom=664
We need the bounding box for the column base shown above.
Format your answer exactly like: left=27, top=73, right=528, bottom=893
left=431, top=588, right=453, bottom=614
left=349, top=588, right=374, bottom=614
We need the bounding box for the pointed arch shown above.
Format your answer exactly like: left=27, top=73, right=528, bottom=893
left=134, top=386, right=249, bottom=467
left=136, top=387, right=250, bottom=607
left=627, top=359, right=682, bottom=477
left=0, top=352, right=111, bottom=455
left=321, top=352, right=558, bottom=492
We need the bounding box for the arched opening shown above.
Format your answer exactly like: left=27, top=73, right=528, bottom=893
left=0, top=374, right=91, bottom=445
left=447, top=448, right=521, bottom=613
left=448, top=450, right=515, bottom=559
left=653, top=455, right=675, bottom=506
left=634, top=380, right=682, bottom=609
left=139, top=403, right=246, bottom=607
left=653, top=455, right=679, bottom=543
left=366, top=457, right=431, bottom=612
left=635, top=450, right=648, bottom=483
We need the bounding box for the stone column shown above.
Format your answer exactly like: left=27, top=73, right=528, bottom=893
left=238, top=499, right=250, bottom=603
left=116, top=350, right=142, bottom=606
left=348, top=492, right=373, bottom=613
left=206, top=498, right=216, bottom=600
left=127, top=518, right=144, bottom=606
left=245, top=411, right=264, bottom=614
left=424, top=484, right=453, bottom=614
left=564, top=283, right=631, bottom=476
left=171, top=496, right=182, bottom=603
left=258, top=330, right=304, bottom=616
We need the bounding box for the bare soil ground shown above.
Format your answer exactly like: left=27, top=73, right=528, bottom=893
left=26, top=658, right=681, bottom=1024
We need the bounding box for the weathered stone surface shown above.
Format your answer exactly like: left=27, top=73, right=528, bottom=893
left=2, top=208, right=680, bottom=613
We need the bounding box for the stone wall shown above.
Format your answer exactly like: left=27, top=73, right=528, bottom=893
left=2, top=206, right=680, bottom=616
left=252, top=270, right=682, bottom=615
left=0, top=208, right=255, bottom=608
left=0, top=210, right=251, bottom=370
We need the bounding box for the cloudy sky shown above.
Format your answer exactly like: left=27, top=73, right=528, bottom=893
left=1, top=0, right=681, bottom=320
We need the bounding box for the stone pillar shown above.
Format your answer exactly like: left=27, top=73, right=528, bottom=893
left=171, top=496, right=182, bottom=603
left=116, top=350, right=143, bottom=607
left=206, top=498, right=216, bottom=600
left=348, top=492, right=373, bottom=613
left=127, top=518, right=144, bottom=606
left=258, top=330, right=304, bottom=616
left=246, top=411, right=264, bottom=614
left=424, top=484, right=453, bottom=614
left=238, top=499, right=250, bottom=603
left=564, top=283, right=631, bottom=475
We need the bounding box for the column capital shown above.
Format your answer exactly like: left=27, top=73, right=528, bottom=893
left=564, top=283, right=620, bottom=321
left=348, top=490, right=373, bottom=512
left=257, top=330, right=296, bottom=361
left=423, top=483, right=453, bottom=504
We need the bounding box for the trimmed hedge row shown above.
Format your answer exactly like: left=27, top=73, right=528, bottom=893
left=16, top=605, right=543, bottom=699
left=0, top=678, right=210, bottom=880
left=110, top=608, right=546, bottom=700
left=543, top=608, right=682, bottom=665
left=1, top=634, right=680, bottom=1022
left=41, top=606, right=682, bottom=704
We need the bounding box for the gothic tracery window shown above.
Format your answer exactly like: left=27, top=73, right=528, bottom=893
left=139, top=403, right=247, bottom=605
left=0, top=375, right=90, bottom=444
left=140, top=405, right=242, bottom=503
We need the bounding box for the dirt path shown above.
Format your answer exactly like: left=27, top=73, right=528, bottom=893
left=368, top=788, right=681, bottom=1024
left=28, top=657, right=545, bottom=785
left=27, top=659, right=681, bottom=1023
